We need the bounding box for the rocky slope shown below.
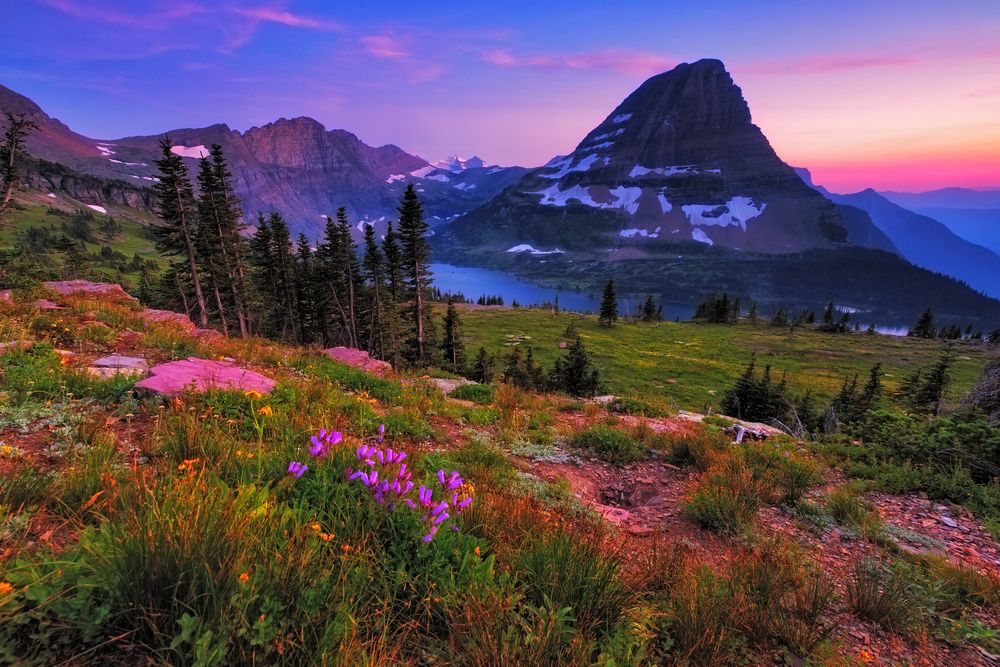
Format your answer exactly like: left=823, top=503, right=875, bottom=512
left=438, top=59, right=893, bottom=256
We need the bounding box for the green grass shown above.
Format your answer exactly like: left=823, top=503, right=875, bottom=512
left=454, top=306, right=990, bottom=412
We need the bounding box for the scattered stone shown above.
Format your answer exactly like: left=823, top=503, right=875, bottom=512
left=0, top=340, right=31, bottom=354
left=42, top=280, right=136, bottom=301
left=939, top=516, right=959, bottom=528
left=33, top=299, right=64, bottom=311
left=92, top=354, right=148, bottom=370
left=592, top=395, right=617, bottom=405
left=140, top=308, right=196, bottom=332
left=422, top=377, right=475, bottom=394
left=135, top=357, right=276, bottom=396
left=558, top=341, right=568, bottom=349
left=54, top=349, right=75, bottom=363
left=0, top=290, right=12, bottom=302
left=321, top=347, right=392, bottom=376
left=193, top=328, right=225, bottom=342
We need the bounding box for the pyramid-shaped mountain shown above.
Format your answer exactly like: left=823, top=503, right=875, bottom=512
left=441, top=58, right=893, bottom=255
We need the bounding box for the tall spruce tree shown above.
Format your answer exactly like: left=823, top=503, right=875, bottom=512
left=152, top=137, right=209, bottom=327
left=440, top=298, right=465, bottom=372
left=335, top=208, right=360, bottom=348
left=599, top=279, right=618, bottom=327
left=909, top=308, right=936, bottom=339
left=0, top=112, right=38, bottom=225
left=550, top=336, right=601, bottom=397
left=267, top=212, right=300, bottom=341
left=397, top=184, right=433, bottom=364
left=361, top=223, right=386, bottom=358
left=641, top=295, right=657, bottom=322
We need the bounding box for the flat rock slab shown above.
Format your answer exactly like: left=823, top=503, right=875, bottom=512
left=42, top=281, right=136, bottom=301
left=135, top=357, right=276, bottom=396
left=92, top=354, right=148, bottom=370
left=0, top=340, right=32, bottom=354
left=321, top=347, right=392, bottom=376
left=87, top=366, right=147, bottom=380
left=33, top=299, right=65, bottom=311
left=140, top=308, right=196, bottom=332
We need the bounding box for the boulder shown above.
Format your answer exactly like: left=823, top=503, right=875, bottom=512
left=140, top=308, right=196, bottom=332
left=0, top=290, right=12, bottom=303
left=422, top=377, right=475, bottom=395
left=321, top=347, right=392, bottom=376
left=91, top=354, right=148, bottom=372
left=42, top=280, right=136, bottom=302
left=0, top=340, right=31, bottom=354
left=135, top=357, right=276, bottom=396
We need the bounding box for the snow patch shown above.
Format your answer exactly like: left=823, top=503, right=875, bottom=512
left=540, top=153, right=603, bottom=179
left=453, top=182, right=477, bottom=191
left=170, top=144, right=208, bottom=159
left=612, top=113, right=633, bottom=124
left=629, top=164, right=720, bottom=178
left=409, top=165, right=437, bottom=178
left=691, top=228, right=713, bottom=245
left=532, top=183, right=642, bottom=214
left=592, top=128, right=625, bottom=141
left=47, top=192, right=57, bottom=198
left=385, top=174, right=406, bottom=183
left=657, top=192, right=673, bottom=214
left=581, top=141, right=614, bottom=152
left=506, top=244, right=564, bottom=255
left=619, top=226, right=662, bottom=239
left=109, top=159, right=147, bottom=166
left=682, top=197, right=767, bottom=231
left=87, top=204, right=108, bottom=214
left=424, top=173, right=450, bottom=183
left=96, top=144, right=115, bottom=156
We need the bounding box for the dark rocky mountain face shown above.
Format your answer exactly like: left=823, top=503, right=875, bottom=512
left=440, top=59, right=888, bottom=257
left=0, top=84, right=524, bottom=239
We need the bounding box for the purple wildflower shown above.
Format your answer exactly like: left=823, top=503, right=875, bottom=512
left=287, top=461, right=308, bottom=478
left=309, top=429, right=343, bottom=458
left=378, top=422, right=385, bottom=443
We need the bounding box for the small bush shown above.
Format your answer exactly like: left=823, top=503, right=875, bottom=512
left=847, top=558, right=925, bottom=632
left=569, top=425, right=644, bottom=464
left=607, top=396, right=663, bottom=417
left=449, top=383, right=494, bottom=405
left=664, top=429, right=728, bottom=470
left=772, top=454, right=823, bottom=504
left=827, top=485, right=884, bottom=540
left=683, top=452, right=770, bottom=536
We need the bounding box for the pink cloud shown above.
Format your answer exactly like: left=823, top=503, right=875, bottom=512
left=481, top=48, right=674, bottom=76
left=745, top=53, right=917, bottom=75
left=361, top=35, right=411, bottom=59
left=232, top=6, right=343, bottom=32
left=37, top=0, right=204, bottom=28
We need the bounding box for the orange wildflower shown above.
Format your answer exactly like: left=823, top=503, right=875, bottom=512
left=0, top=582, right=13, bottom=595
left=239, top=572, right=249, bottom=584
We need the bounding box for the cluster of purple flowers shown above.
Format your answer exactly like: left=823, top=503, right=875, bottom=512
left=289, top=424, right=474, bottom=542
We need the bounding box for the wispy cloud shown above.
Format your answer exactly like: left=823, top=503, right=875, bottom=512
left=360, top=35, right=410, bottom=59
left=36, top=0, right=204, bottom=29
left=481, top=48, right=674, bottom=76
left=232, top=6, right=344, bottom=32
left=745, top=53, right=917, bottom=75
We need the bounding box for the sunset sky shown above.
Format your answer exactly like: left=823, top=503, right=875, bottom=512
left=2, top=0, right=998, bottom=192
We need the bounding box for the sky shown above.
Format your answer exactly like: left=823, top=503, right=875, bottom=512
left=1, top=0, right=998, bottom=192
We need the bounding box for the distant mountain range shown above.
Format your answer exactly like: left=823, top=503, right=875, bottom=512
left=2, top=63, right=998, bottom=324
left=798, top=171, right=1000, bottom=298
left=0, top=83, right=525, bottom=239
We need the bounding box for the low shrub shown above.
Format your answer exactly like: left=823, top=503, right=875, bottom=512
left=569, top=425, right=644, bottom=464
left=847, top=558, right=926, bottom=632
left=683, top=451, right=771, bottom=536
left=663, top=429, right=728, bottom=470
left=449, top=383, right=495, bottom=405
left=607, top=396, right=663, bottom=418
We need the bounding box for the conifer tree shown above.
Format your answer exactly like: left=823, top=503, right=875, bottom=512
left=908, top=308, right=936, bottom=339
left=641, top=295, right=657, bottom=322
left=471, top=346, right=495, bottom=383
left=0, top=112, right=38, bottom=225
left=599, top=279, right=617, bottom=326
left=293, top=233, right=319, bottom=343
left=336, top=208, right=360, bottom=348
left=440, top=298, right=465, bottom=372
left=361, top=223, right=386, bottom=358
left=550, top=336, right=601, bottom=397
left=267, top=212, right=300, bottom=341
left=152, top=137, right=209, bottom=327
left=397, top=184, right=433, bottom=364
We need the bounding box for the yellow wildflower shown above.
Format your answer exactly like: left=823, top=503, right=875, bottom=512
left=244, top=390, right=264, bottom=400
left=257, top=405, right=273, bottom=417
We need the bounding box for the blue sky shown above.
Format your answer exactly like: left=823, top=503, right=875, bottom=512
left=2, top=0, right=999, bottom=190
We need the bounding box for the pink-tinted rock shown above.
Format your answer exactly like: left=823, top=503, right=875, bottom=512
left=33, top=299, right=65, bottom=311
left=135, top=357, right=276, bottom=396
left=193, top=328, right=225, bottom=341
left=321, top=347, right=392, bottom=376
left=140, top=308, right=196, bottom=332
left=0, top=290, right=12, bottom=303
left=92, top=354, right=148, bottom=370
left=0, top=340, right=31, bottom=354
left=42, top=280, right=136, bottom=302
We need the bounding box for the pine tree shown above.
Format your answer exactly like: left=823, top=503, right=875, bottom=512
left=0, top=112, right=38, bottom=225
left=857, top=363, right=883, bottom=414
left=267, top=213, right=300, bottom=341
left=748, top=302, right=758, bottom=324
left=397, top=185, right=433, bottom=364
left=907, top=344, right=955, bottom=414
left=599, top=279, right=617, bottom=326
left=550, top=336, right=601, bottom=397
left=293, top=233, right=318, bottom=343
left=908, top=308, right=936, bottom=339
left=152, top=137, right=209, bottom=327
left=205, top=144, right=250, bottom=337
left=641, top=295, right=657, bottom=322
left=361, top=223, right=386, bottom=358
left=471, top=346, right=494, bottom=383
left=336, top=208, right=360, bottom=348
left=440, top=298, right=465, bottom=372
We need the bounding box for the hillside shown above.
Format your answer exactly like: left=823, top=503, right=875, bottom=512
left=1, top=282, right=999, bottom=664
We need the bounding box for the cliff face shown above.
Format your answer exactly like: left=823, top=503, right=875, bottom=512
left=441, top=59, right=888, bottom=255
